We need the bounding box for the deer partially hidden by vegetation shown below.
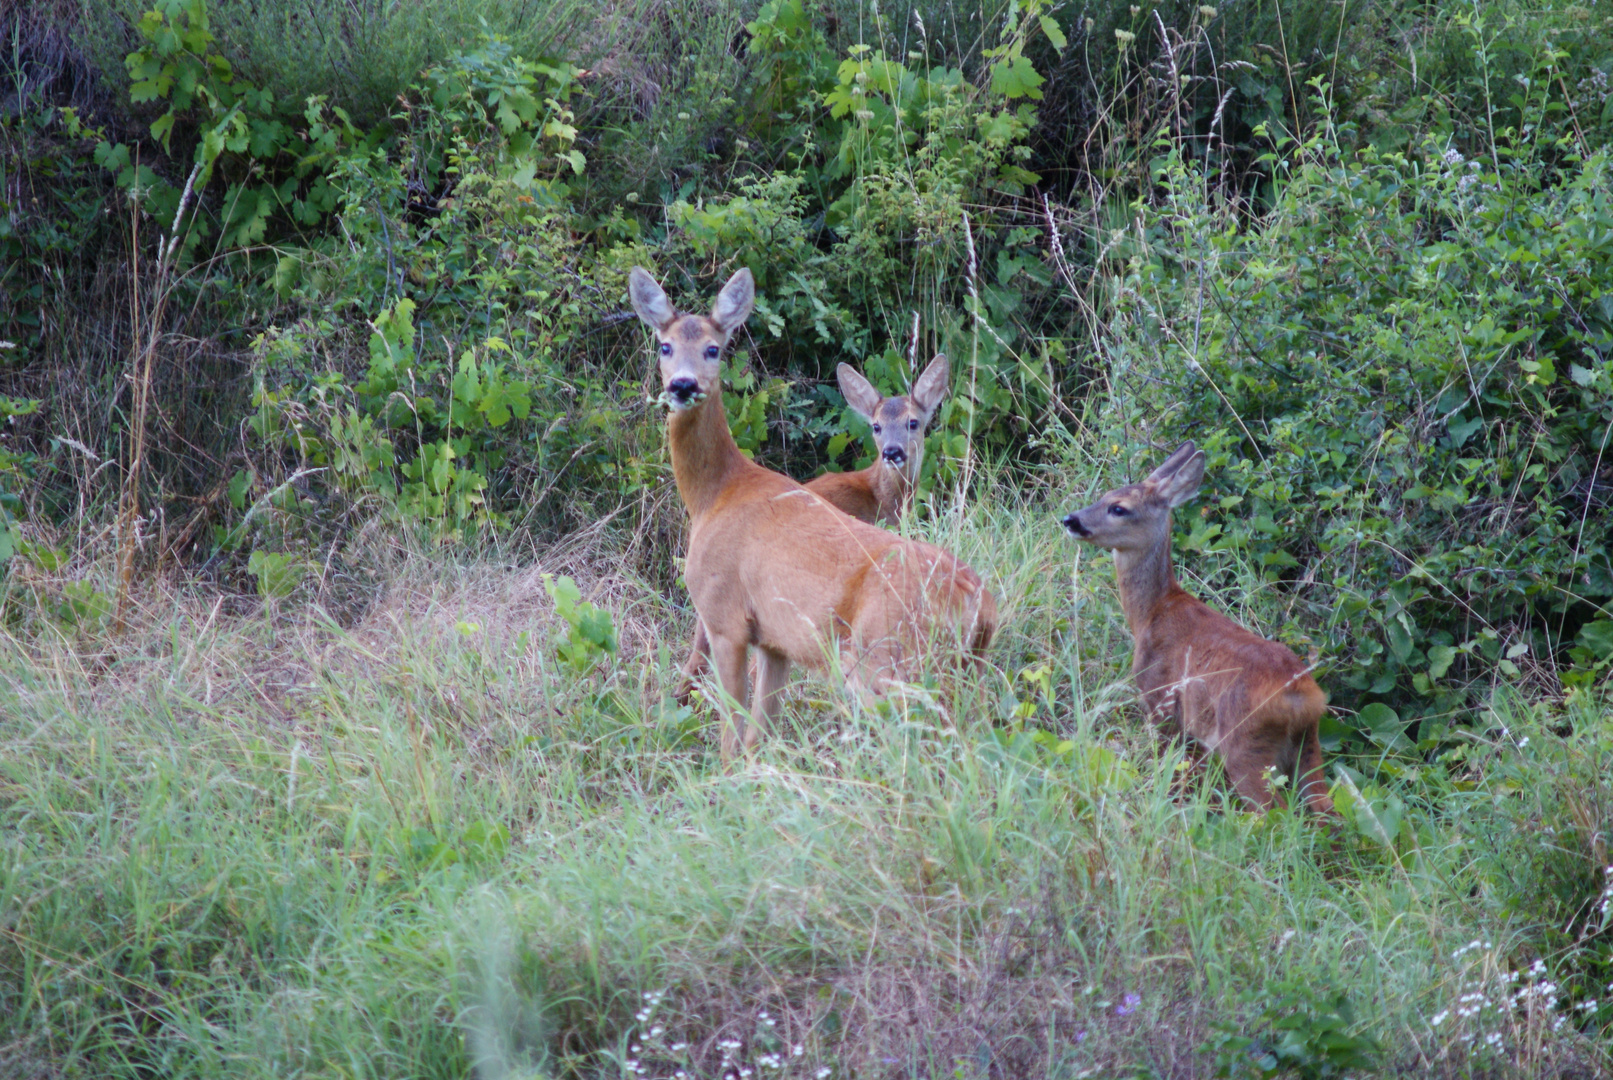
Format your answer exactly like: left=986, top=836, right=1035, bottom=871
left=1061, top=443, right=1336, bottom=815
left=673, top=353, right=951, bottom=704
left=813, top=354, right=949, bottom=525
left=631, top=266, right=995, bottom=762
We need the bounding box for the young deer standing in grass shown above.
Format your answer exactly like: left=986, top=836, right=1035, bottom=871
left=631, top=267, right=995, bottom=762
left=1061, top=443, right=1336, bottom=815
left=673, top=354, right=951, bottom=703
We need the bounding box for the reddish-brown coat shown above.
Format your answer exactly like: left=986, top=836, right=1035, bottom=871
left=1063, top=443, right=1335, bottom=815
left=672, top=355, right=950, bottom=701
left=632, top=268, right=995, bottom=762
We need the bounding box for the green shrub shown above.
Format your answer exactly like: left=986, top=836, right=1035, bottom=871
left=1096, top=53, right=1613, bottom=730
left=70, top=0, right=604, bottom=127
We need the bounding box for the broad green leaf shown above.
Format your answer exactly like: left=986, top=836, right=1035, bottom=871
left=1038, top=14, right=1067, bottom=49
left=990, top=55, right=1045, bottom=100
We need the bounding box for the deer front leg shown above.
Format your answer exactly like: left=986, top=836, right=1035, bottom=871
left=748, top=647, right=790, bottom=752
left=710, top=634, right=750, bottom=765
left=672, top=618, right=711, bottom=705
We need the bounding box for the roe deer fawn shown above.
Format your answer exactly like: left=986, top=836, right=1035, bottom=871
left=813, top=354, right=950, bottom=525
left=1061, top=442, right=1336, bottom=815
left=672, top=353, right=951, bottom=703
left=631, top=266, right=996, bottom=762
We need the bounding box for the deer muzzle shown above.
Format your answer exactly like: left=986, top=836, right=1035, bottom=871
left=664, top=376, right=703, bottom=409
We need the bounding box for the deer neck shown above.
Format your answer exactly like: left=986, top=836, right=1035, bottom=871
left=1111, top=531, right=1179, bottom=635
left=871, top=459, right=914, bottom=520
left=666, top=388, right=747, bottom=522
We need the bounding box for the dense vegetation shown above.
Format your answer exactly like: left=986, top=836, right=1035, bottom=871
left=1, top=0, right=1611, bottom=1076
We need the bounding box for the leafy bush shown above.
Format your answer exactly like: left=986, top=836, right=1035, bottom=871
left=69, top=0, right=605, bottom=127
left=1096, top=55, right=1613, bottom=728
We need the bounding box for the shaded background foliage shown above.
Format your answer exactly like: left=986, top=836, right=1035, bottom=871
left=2, top=0, right=1613, bottom=725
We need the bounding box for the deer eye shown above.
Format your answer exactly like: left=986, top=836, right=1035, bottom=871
left=908, top=418, right=920, bottom=430
left=659, top=342, right=672, bottom=356
left=871, top=424, right=882, bottom=435
left=704, top=345, right=720, bottom=359
left=1108, top=504, right=1130, bottom=517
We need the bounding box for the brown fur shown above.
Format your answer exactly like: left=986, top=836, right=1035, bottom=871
left=1061, top=442, right=1335, bottom=815
left=631, top=268, right=996, bottom=762
left=673, top=354, right=951, bottom=703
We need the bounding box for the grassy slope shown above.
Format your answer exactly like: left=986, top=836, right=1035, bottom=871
left=2, top=465, right=1608, bottom=1079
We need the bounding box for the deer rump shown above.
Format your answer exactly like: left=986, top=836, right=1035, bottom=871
left=686, top=475, right=993, bottom=688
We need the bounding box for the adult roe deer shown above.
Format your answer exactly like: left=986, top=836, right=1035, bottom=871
left=672, top=353, right=951, bottom=704
left=630, top=266, right=995, bottom=761
left=1061, top=442, right=1336, bottom=815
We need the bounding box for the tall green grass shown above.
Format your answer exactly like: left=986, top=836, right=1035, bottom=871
left=2, top=465, right=1608, bottom=1078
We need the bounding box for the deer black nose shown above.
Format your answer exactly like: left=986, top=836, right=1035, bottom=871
left=1061, top=513, right=1089, bottom=537
left=882, top=446, right=906, bottom=465
left=666, top=377, right=700, bottom=403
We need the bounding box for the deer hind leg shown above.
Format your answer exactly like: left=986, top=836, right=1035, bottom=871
left=709, top=634, right=750, bottom=765
left=747, top=647, right=790, bottom=752
left=672, top=619, right=712, bottom=706
left=1293, top=725, right=1336, bottom=816
left=1219, top=722, right=1291, bottom=812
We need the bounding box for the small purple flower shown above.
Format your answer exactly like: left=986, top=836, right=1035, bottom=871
left=1074, top=1030, right=1087, bottom=1043
left=1115, top=993, right=1141, bottom=1017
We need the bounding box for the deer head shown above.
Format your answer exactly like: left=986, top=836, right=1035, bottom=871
left=628, top=267, right=755, bottom=411
left=1061, top=442, right=1207, bottom=551
left=835, top=353, right=950, bottom=484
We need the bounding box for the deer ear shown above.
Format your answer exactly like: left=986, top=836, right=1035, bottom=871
left=836, top=363, right=882, bottom=421
left=628, top=267, right=676, bottom=331
left=1144, top=441, right=1199, bottom=486
left=909, top=353, right=950, bottom=420
left=1156, top=449, right=1207, bottom=508
left=711, top=268, right=755, bottom=335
